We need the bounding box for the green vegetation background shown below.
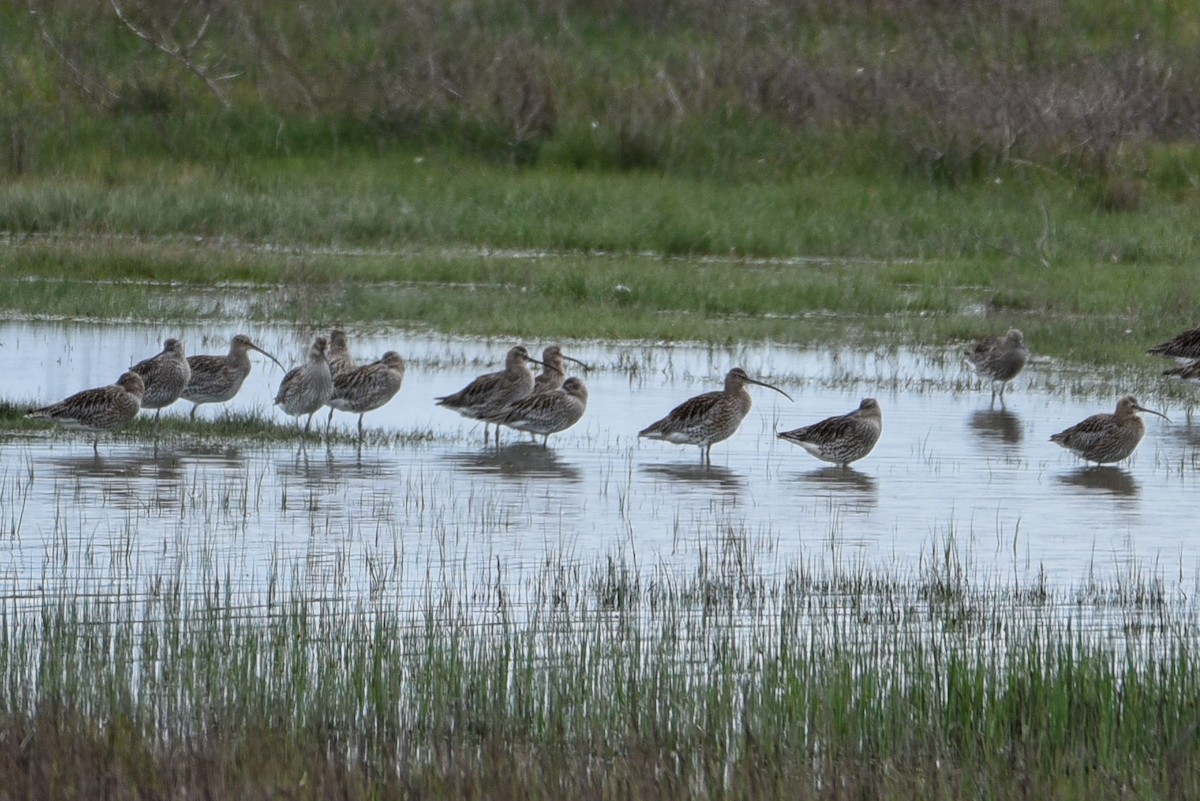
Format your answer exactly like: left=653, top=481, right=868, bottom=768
left=3, top=0, right=1200, bottom=366
left=6, top=4, right=1200, bottom=798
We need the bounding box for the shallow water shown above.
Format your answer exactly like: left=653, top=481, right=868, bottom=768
left=2, top=320, right=1199, bottom=607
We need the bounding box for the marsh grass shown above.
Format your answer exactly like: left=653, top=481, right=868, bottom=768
left=1, top=235, right=1197, bottom=372
left=5, top=405, right=438, bottom=448
left=3, top=549, right=1200, bottom=799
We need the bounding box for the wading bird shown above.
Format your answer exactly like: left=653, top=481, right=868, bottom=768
left=275, top=336, right=334, bottom=435
left=533, top=345, right=589, bottom=394
left=639, top=368, right=793, bottom=463
left=1050, top=394, right=1168, bottom=465
left=327, top=329, right=357, bottom=379
left=486, top=376, right=588, bottom=446
left=130, top=338, right=191, bottom=421
left=326, top=351, right=406, bottom=438
left=778, top=398, right=883, bottom=467
left=965, top=329, right=1029, bottom=404
left=436, top=346, right=546, bottom=446
left=181, top=334, right=283, bottom=419
left=26, top=371, right=145, bottom=453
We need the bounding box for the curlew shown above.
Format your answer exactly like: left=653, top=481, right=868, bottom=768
left=436, top=346, right=545, bottom=445
left=1147, top=325, right=1200, bottom=363
left=639, top=367, right=793, bottom=463
left=1163, top=358, right=1200, bottom=383
left=965, top=329, right=1029, bottom=404
left=778, top=398, right=882, bottom=467
left=274, top=336, right=335, bottom=435
left=1050, top=394, right=1168, bottom=465
left=130, top=338, right=191, bottom=421
left=181, top=334, right=283, bottom=419
left=327, top=329, right=357, bottom=379
left=533, top=346, right=589, bottom=394
left=326, top=351, right=406, bottom=438
left=486, top=376, right=588, bottom=446
left=26, top=371, right=145, bottom=452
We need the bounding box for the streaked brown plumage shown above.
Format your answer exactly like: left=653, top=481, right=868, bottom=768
left=965, top=329, right=1029, bottom=403
left=130, top=338, right=190, bottom=420
left=533, top=346, right=589, bottom=394
left=274, top=336, right=334, bottom=435
left=778, top=398, right=882, bottom=467
left=639, top=367, right=793, bottom=463
left=327, top=329, right=357, bottom=379
left=326, top=351, right=406, bottom=437
left=181, top=334, right=283, bottom=419
left=1050, top=394, right=1168, bottom=465
left=486, top=376, right=588, bottom=446
left=1163, top=358, right=1200, bottom=382
left=26, top=371, right=145, bottom=451
left=436, top=346, right=546, bottom=445
left=1147, top=326, right=1200, bottom=363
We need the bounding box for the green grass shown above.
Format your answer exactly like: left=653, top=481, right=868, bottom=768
left=1, top=401, right=438, bottom=447
left=6, top=4, right=1200, bottom=797
left=3, top=551, right=1200, bottom=799
left=0, top=230, right=1194, bottom=370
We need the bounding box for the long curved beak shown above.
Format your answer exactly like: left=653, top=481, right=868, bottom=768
left=525, top=356, right=546, bottom=368
left=562, top=354, right=591, bottom=371
left=250, top=342, right=285, bottom=371
left=748, top=377, right=794, bottom=403
left=1136, top=404, right=1170, bottom=423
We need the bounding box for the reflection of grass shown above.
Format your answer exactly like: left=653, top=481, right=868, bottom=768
left=3, top=547, right=1200, bottom=798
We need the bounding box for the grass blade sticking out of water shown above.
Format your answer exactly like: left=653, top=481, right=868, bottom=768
left=2, top=550, right=1200, bottom=798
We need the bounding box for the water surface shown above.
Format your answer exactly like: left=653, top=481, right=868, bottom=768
left=2, top=321, right=1198, bottom=607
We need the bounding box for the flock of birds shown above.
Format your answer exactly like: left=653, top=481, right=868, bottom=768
left=21, top=323, right=1200, bottom=467
left=25, top=330, right=408, bottom=451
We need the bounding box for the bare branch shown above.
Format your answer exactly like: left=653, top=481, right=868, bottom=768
left=29, top=7, right=120, bottom=108
left=109, top=0, right=239, bottom=108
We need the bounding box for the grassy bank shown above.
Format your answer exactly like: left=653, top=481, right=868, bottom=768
left=2, top=553, right=1199, bottom=799
left=2, top=1, right=1200, bottom=371
left=0, top=231, right=1192, bottom=371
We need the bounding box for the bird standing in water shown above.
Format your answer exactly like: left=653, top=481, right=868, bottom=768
left=965, top=329, right=1029, bottom=405
left=326, top=351, right=406, bottom=438
left=486, top=376, right=588, bottom=446
left=182, top=334, right=283, bottom=419
left=436, top=345, right=546, bottom=446
left=639, top=368, right=793, bottom=463
left=778, top=398, right=883, bottom=467
left=1050, top=395, right=1168, bottom=465
left=275, top=336, right=334, bottom=436
left=130, top=338, right=191, bottom=421
left=26, top=371, right=146, bottom=453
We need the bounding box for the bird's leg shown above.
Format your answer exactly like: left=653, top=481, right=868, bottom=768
left=326, top=407, right=335, bottom=436
left=357, top=415, right=364, bottom=439
left=190, top=404, right=199, bottom=421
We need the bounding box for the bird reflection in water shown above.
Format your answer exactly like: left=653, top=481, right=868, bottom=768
left=640, top=461, right=743, bottom=491
left=48, top=448, right=185, bottom=511
left=798, top=465, right=878, bottom=495
left=969, top=406, right=1024, bottom=445
left=446, top=442, right=583, bottom=482
left=1056, top=467, right=1139, bottom=498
